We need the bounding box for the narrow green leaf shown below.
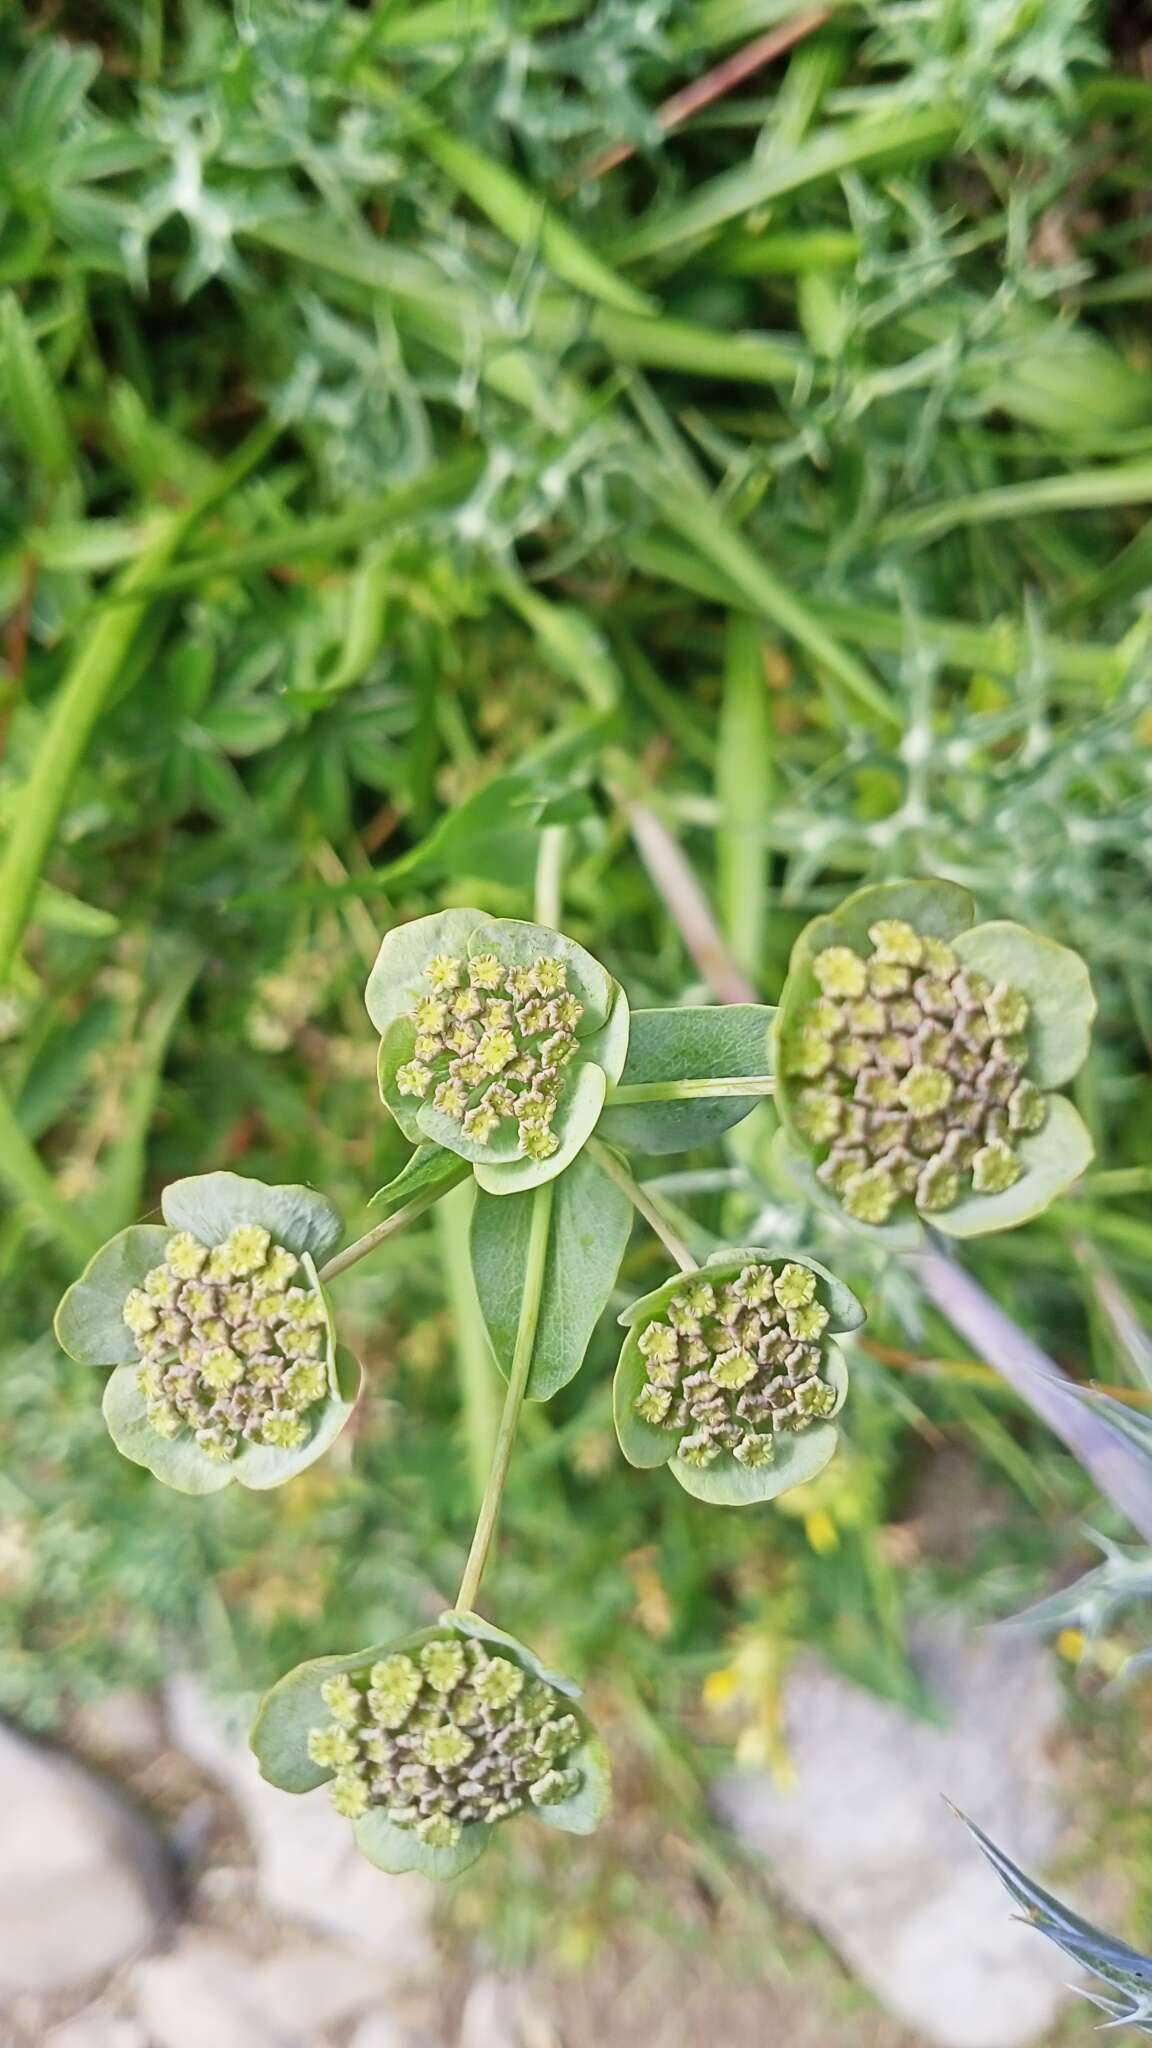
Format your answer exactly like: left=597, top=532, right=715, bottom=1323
left=160, top=1171, right=344, bottom=1263
left=600, top=1004, right=774, bottom=1154
left=645, top=471, right=900, bottom=731
left=419, top=127, right=656, bottom=317
left=953, top=921, right=1096, bottom=1090
left=614, top=108, right=960, bottom=264
left=0, top=291, right=74, bottom=478
left=717, top=614, right=772, bottom=977
left=471, top=1146, right=632, bottom=1398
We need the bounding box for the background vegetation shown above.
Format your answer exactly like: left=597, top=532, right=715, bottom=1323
left=3, top=0, right=1152, bottom=1970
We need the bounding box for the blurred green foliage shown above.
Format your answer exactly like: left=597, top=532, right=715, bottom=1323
left=3, top=0, right=1152, bottom=1946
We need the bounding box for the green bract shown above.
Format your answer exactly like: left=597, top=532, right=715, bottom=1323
left=54, top=1172, right=360, bottom=1494
left=251, top=1609, right=610, bottom=1879
left=613, top=1248, right=862, bottom=1505
left=772, top=879, right=1096, bottom=1241
left=366, top=909, right=629, bottom=1193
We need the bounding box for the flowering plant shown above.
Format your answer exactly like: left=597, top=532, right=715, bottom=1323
left=773, top=878, right=1095, bottom=1240
left=52, top=878, right=1100, bottom=1876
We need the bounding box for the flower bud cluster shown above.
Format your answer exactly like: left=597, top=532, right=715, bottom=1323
left=395, top=950, right=584, bottom=1161
left=122, top=1226, right=328, bottom=1461
left=634, top=1262, right=837, bottom=1470
left=307, top=1631, right=584, bottom=1848
left=783, top=919, right=1046, bottom=1224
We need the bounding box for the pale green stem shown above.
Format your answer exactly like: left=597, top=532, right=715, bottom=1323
left=436, top=1178, right=499, bottom=1509
left=317, top=1166, right=469, bottom=1283
left=455, top=1178, right=554, bottom=1614
left=608, top=1073, right=775, bottom=1106
left=588, top=1138, right=697, bottom=1273
left=534, top=823, right=568, bottom=927
left=0, top=1087, right=98, bottom=1267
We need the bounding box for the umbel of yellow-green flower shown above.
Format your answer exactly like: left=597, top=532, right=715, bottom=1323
left=251, top=1612, right=610, bottom=1878
left=786, top=919, right=1040, bottom=1223
left=614, top=1250, right=861, bottom=1508
left=773, top=879, right=1096, bottom=1240
left=122, top=1224, right=327, bottom=1461
left=54, top=1171, right=361, bottom=1495
left=367, top=909, right=629, bottom=1195
left=632, top=1260, right=838, bottom=1472
left=307, top=1631, right=584, bottom=1847
left=395, top=948, right=583, bottom=1164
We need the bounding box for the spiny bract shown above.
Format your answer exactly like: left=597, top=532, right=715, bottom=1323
left=783, top=918, right=1046, bottom=1224
left=395, top=948, right=583, bottom=1161
left=634, top=1261, right=838, bottom=1470
left=307, top=1630, right=584, bottom=1847
left=122, top=1225, right=328, bottom=1461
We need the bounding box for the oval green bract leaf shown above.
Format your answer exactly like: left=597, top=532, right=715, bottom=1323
left=953, top=920, right=1096, bottom=1090
left=670, top=1412, right=842, bottom=1506
left=471, top=1145, right=632, bottom=1398
left=251, top=1627, right=446, bottom=1792
left=533, top=1729, right=612, bottom=1836
left=102, top=1365, right=235, bottom=1495
left=614, top=1321, right=679, bottom=1469
left=471, top=1061, right=607, bottom=1194
left=364, top=907, right=490, bottom=1038
left=160, top=1171, right=344, bottom=1263
left=929, top=1095, right=1095, bottom=1238
left=54, top=1223, right=172, bottom=1367
left=353, top=1805, right=492, bottom=1879
left=599, top=1003, right=774, bottom=1154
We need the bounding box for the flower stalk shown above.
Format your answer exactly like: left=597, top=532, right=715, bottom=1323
left=588, top=1137, right=697, bottom=1273
left=456, top=1177, right=554, bottom=1613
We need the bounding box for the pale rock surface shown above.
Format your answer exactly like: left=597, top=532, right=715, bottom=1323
left=250, top=1939, right=413, bottom=2033
left=131, top=1935, right=278, bottom=2048
left=166, top=1675, right=435, bottom=1972
left=713, top=1619, right=1079, bottom=2048
left=0, top=1721, right=171, bottom=1997
left=458, top=1973, right=559, bottom=2048
left=351, top=2019, right=445, bottom=2048
left=43, top=2014, right=147, bottom=2048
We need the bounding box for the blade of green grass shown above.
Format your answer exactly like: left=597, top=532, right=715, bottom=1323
left=717, top=613, right=772, bottom=979
left=0, top=420, right=277, bottom=984
left=640, top=472, right=901, bottom=730
left=0, top=1084, right=99, bottom=1268
left=417, top=127, right=657, bottom=316
left=625, top=532, right=1133, bottom=694
left=613, top=106, right=961, bottom=264
left=881, top=460, right=1152, bottom=548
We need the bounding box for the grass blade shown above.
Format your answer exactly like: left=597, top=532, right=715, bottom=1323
left=418, top=127, right=657, bottom=316
left=717, top=613, right=772, bottom=979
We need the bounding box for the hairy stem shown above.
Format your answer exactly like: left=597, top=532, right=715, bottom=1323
left=609, top=1074, right=774, bottom=1106
left=437, top=1179, right=499, bottom=1510
left=456, top=1178, right=554, bottom=1613
left=589, top=1138, right=698, bottom=1273
left=318, top=1165, right=469, bottom=1283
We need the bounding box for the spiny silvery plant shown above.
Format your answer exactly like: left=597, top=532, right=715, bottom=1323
left=55, top=885, right=1096, bottom=1878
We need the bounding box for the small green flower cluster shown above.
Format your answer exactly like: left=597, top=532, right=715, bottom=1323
left=122, top=1225, right=328, bottom=1460
left=307, top=1631, right=584, bottom=1848
left=394, top=949, right=584, bottom=1161
left=783, top=919, right=1046, bottom=1224
left=634, top=1263, right=837, bottom=1470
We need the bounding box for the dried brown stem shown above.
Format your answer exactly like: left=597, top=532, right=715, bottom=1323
left=579, top=9, right=833, bottom=185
